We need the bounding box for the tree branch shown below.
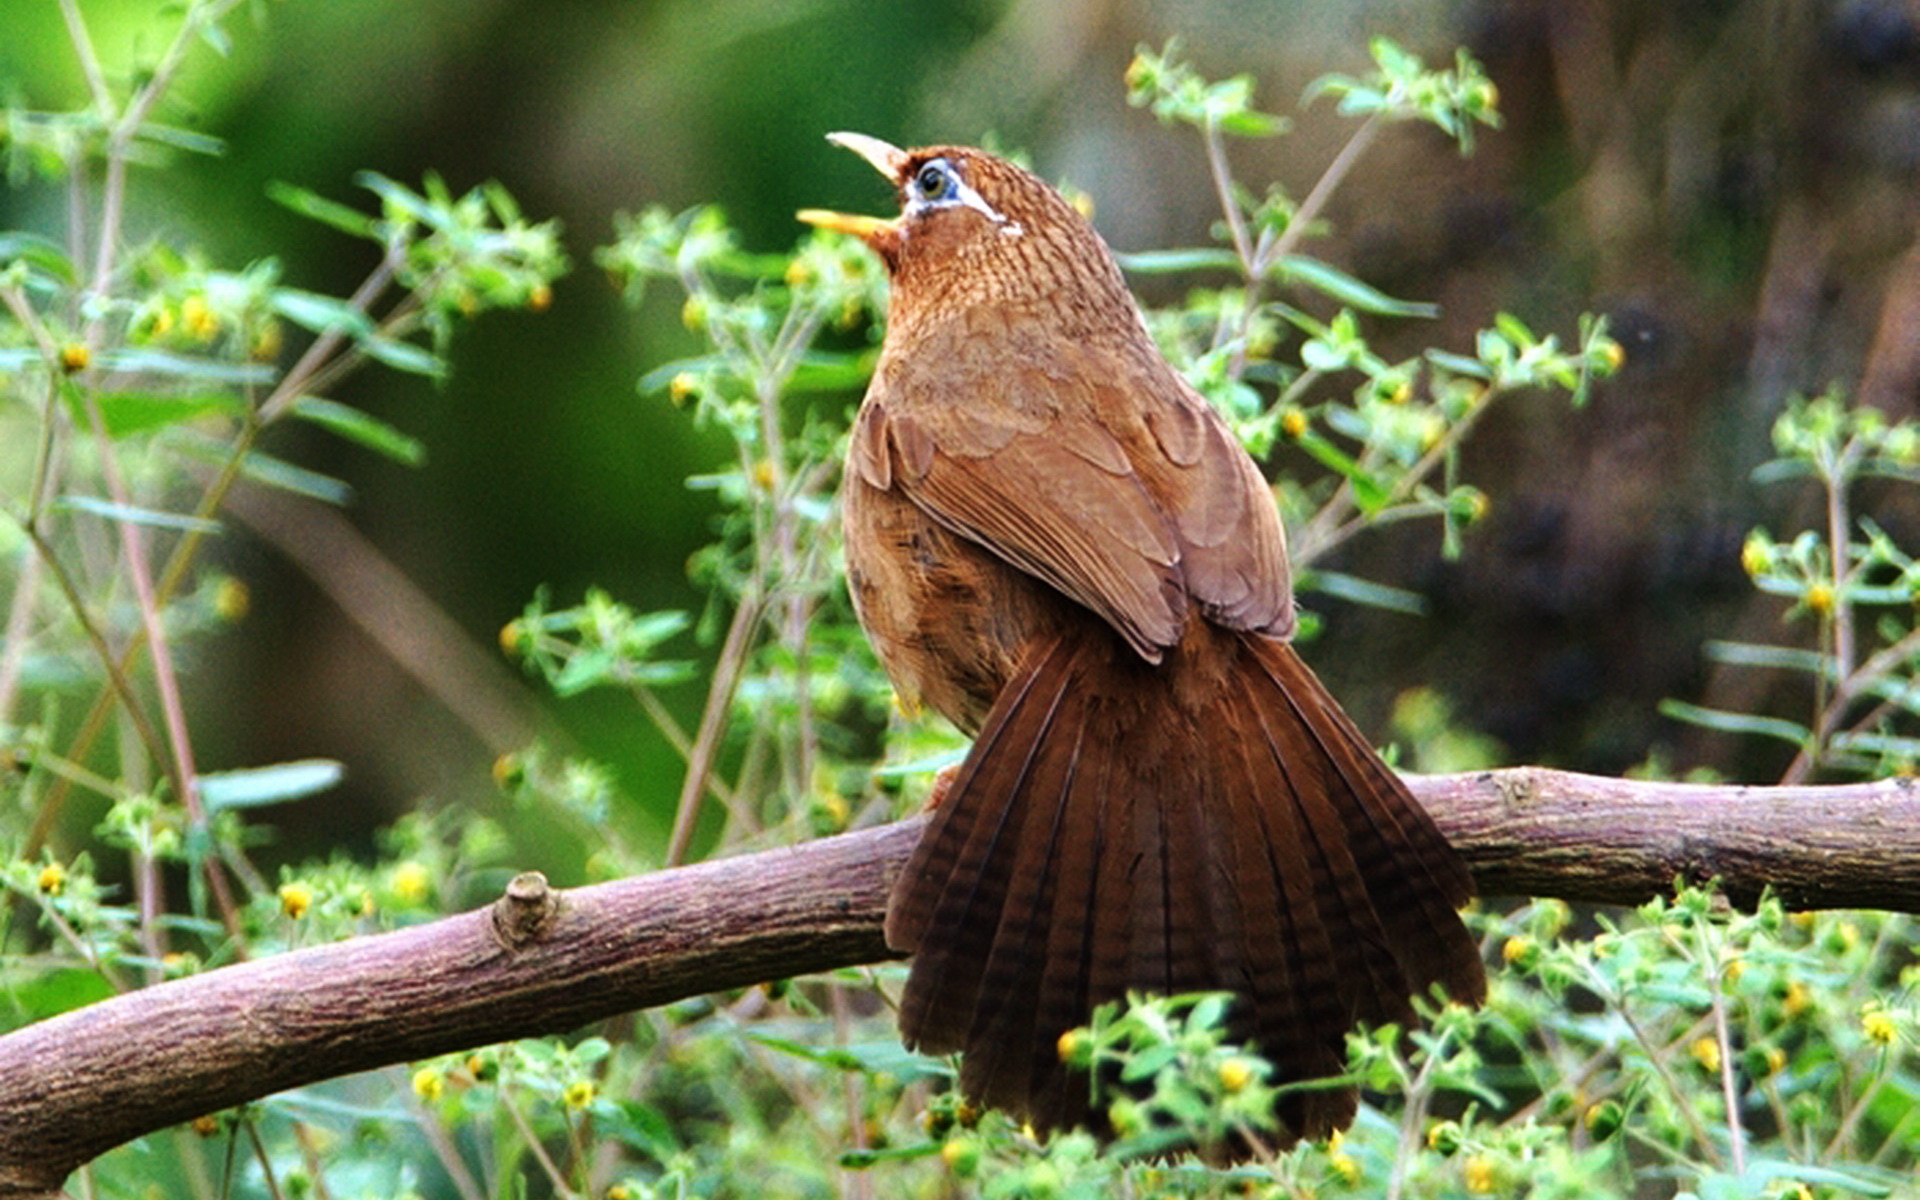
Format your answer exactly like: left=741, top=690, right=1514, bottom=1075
left=3, top=767, right=1917, bottom=1196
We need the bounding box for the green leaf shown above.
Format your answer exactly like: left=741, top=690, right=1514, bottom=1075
left=291, top=397, right=426, bottom=466
left=1657, top=699, right=1810, bottom=746
left=0, top=231, right=77, bottom=283
left=53, top=496, right=223, bottom=534
left=131, top=122, right=226, bottom=157
left=1301, top=569, right=1429, bottom=614
left=75, top=391, right=245, bottom=437
left=1217, top=109, right=1288, bottom=137
left=1424, top=349, right=1492, bottom=380
left=1272, top=255, right=1438, bottom=317
left=1701, top=640, right=1832, bottom=676
left=361, top=333, right=445, bottom=379
left=786, top=351, right=876, bottom=393
left=198, top=760, right=345, bottom=810
left=233, top=448, right=354, bottom=505
left=838, top=1144, right=940, bottom=1169
left=95, top=348, right=276, bottom=386
left=271, top=287, right=376, bottom=337
left=1115, top=248, right=1243, bottom=274
left=748, top=1034, right=951, bottom=1083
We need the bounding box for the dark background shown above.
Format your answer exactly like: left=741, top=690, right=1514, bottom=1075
left=6, top=0, right=1918, bottom=873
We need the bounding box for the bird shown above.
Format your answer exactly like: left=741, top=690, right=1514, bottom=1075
left=799, top=132, right=1486, bottom=1149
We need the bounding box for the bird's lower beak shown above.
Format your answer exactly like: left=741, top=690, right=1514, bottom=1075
left=795, top=209, right=899, bottom=242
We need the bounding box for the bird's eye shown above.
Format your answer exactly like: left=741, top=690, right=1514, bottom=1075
left=914, top=162, right=954, bottom=200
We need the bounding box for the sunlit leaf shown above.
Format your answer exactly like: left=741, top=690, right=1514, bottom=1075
left=199, top=760, right=346, bottom=810
left=291, top=397, right=426, bottom=466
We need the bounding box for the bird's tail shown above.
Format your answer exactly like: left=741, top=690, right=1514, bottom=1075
left=883, top=623, right=1486, bottom=1146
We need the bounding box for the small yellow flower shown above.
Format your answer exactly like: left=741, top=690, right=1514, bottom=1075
left=752, top=458, right=777, bottom=491
left=181, top=294, right=218, bottom=341
left=1804, top=582, right=1836, bottom=616
left=1328, top=1151, right=1361, bottom=1185
left=1501, top=935, right=1534, bottom=966
left=1763, top=1045, right=1787, bottom=1075
left=608, top=1186, right=633, bottom=1200
left=278, top=881, right=314, bottom=919
left=784, top=258, right=813, bottom=288
left=669, top=371, right=699, bottom=406
left=1740, top=533, right=1772, bottom=578
left=681, top=294, right=707, bottom=332
left=1217, top=1056, right=1254, bottom=1094
left=1419, top=414, right=1446, bottom=452
left=151, top=305, right=176, bottom=339
left=1470, top=80, right=1499, bottom=112
left=528, top=283, right=552, bottom=313
left=59, top=342, right=89, bottom=373
left=191, top=1114, right=221, bottom=1137
left=391, top=861, right=431, bottom=904
left=1723, top=956, right=1746, bottom=985
left=1837, top=921, right=1860, bottom=951
left=1691, top=1036, right=1723, bottom=1074
left=1601, top=339, right=1625, bottom=372
left=563, top=1079, right=596, bottom=1109
left=1463, top=1153, right=1496, bottom=1194
left=1124, top=54, right=1150, bottom=91
left=412, top=1067, right=444, bottom=1102
left=36, top=862, right=65, bottom=896
left=1863, top=1008, right=1898, bottom=1046
left=1426, top=1120, right=1463, bottom=1155
left=1782, top=981, right=1811, bottom=1019
left=1280, top=408, right=1308, bottom=439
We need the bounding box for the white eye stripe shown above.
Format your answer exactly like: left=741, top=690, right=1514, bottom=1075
left=906, top=163, right=1023, bottom=236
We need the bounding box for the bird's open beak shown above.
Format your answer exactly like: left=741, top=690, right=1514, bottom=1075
left=796, top=131, right=909, bottom=246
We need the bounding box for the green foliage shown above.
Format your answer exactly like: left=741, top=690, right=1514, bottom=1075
left=1665, top=388, right=1920, bottom=778
left=1, top=12, right=1911, bottom=1200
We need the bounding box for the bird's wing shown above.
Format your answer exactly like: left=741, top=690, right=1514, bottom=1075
left=851, top=383, right=1186, bottom=660
left=850, top=330, right=1293, bottom=659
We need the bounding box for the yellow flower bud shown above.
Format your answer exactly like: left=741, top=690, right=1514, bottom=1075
left=1863, top=1009, right=1898, bottom=1046
left=1463, top=1154, right=1496, bottom=1194
left=36, top=862, right=64, bottom=896
left=391, top=861, right=431, bottom=904
left=1691, top=1036, right=1723, bottom=1074
left=1280, top=408, right=1308, bottom=439
left=278, top=881, right=314, bottom=919
left=1217, top=1056, right=1254, bottom=1094
left=412, top=1067, right=444, bottom=1101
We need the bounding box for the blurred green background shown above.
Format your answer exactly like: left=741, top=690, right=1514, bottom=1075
left=6, top=0, right=1918, bottom=876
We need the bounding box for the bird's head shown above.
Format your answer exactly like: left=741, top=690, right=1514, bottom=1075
left=799, top=133, right=1134, bottom=335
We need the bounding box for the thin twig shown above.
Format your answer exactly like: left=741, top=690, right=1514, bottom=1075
left=664, top=585, right=762, bottom=866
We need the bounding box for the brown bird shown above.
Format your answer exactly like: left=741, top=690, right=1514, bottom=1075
left=801, top=133, right=1485, bottom=1147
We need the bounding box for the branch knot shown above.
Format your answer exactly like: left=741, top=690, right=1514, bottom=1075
left=491, top=871, right=560, bottom=949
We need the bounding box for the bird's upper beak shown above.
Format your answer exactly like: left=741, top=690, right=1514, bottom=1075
left=796, top=131, right=909, bottom=247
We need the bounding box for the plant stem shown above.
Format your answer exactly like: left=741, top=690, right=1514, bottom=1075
left=664, top=584, right=762, bottom=866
